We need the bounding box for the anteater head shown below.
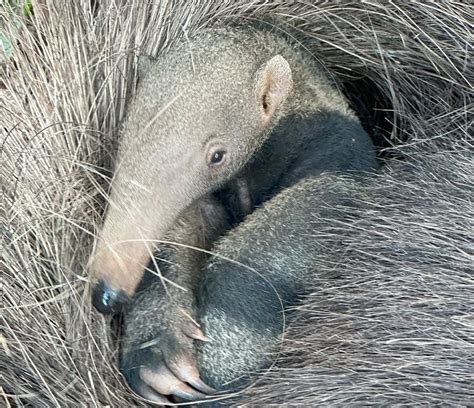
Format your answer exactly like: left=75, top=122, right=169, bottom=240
left=90, top=33, right=293, bottom=313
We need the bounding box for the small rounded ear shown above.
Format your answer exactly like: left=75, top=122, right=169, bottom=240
left=254, top=55, right=293, bottom=126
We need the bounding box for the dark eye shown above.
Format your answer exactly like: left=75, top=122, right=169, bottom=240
left=209, top=149, right=226, bottom=166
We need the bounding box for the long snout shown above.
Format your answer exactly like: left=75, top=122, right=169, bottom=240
left=89, top=184, right=170, bottom=314
left=90, top=138, right=199, bottom=313
left=89, top=172, right=186, bottom=314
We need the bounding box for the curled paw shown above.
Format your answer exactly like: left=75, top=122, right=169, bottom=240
left=121, top=322, right=214, bottom=404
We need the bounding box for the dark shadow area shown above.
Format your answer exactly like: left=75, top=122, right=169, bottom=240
left=342, top=77, right=396, bottom=158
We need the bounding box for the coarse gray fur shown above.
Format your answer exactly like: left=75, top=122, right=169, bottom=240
left=234, top=144, right=474, bottom=406
left=1, top=2, right=472, bottom=407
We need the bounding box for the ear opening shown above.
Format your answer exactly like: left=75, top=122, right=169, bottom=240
left=255, top=55, right=293, bottom=125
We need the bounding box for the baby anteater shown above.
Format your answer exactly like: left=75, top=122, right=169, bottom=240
left=90, top=26, right=377, bottom=402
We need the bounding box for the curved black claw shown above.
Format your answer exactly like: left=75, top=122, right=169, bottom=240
left=92, top=279, right=131, bottom=314
left=121, top=333, right=215, bottom=403
left=188, top=378, right=216, bottom=395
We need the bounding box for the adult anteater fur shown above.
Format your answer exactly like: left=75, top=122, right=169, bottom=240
left=1, top=1, right=472, bottom=406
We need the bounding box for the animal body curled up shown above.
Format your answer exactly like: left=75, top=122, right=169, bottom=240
left=89, top=26, right=378, bottom=404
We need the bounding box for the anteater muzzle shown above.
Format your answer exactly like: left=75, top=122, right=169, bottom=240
left=89, top=159, right=200, bottom=314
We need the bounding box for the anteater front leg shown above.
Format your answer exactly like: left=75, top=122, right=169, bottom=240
left=120, top=195, right=228, bottom=404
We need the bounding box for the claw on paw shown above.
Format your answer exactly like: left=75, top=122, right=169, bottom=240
left=140, top=366, right=209, bottom=400
left=183, top=323, right=211, bottom=342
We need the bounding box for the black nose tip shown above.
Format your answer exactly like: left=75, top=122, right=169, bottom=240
left=92, top=280, right=131, bottom=314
